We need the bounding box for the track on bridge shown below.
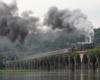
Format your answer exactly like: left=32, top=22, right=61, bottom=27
left=24, top=48, right=72, bottom=60
left=24, top=49, right=88, bottom=60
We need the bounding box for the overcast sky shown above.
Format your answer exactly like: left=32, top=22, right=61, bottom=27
left=2, top=0, right=100, bottom=28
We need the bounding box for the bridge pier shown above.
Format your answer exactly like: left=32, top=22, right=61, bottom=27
left=41, top=63, right=44, bottom=71
left=62, top=55, right=66, bottom=71
left=61, top=55, right=69, bottom=71
left=30, top=60, right=32, bottom=70
left=22, top=61, right=24, bottom=70
left=70, top=57, right=74, bottom=71
left=50, top=62, right=53, bottom=71
left=37, top=60, right=40, bottom=70
left=96, top=58, right=98, bottom=72
left=98, top=57, right=100, bottom=71
left=87, top=55, right=90, bottom=72
left=79, top=53, right=84, bottom=72
left=54, top=60, right=56, bottom=71
left=35, top=60, right=37, bottom=70
left=74, top=57, right=76, bottom=72
left=34, top=60, right=37, bottom=70
left=68, top=57, right=70, bottom=70
left=58, top=56, right=63, bottom=71
left=33, top=60, right=36, bottom=70
left=41, top=61, right=44, bottom=71
left=26, top=61, right=28, bottom=70
left=27, top=61, right=30, bottom=70
left=54, top=56, right=59, bottom=71
left=61, top=56, right=66, bottom=71
left=44, top=63, right=46, bottom=71
left=46, top=60, right=50, bottom=71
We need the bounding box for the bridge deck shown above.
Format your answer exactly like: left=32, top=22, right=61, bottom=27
left=77, top=50, right=87, bottom=54
left=24, top=50, right=88, bottom=60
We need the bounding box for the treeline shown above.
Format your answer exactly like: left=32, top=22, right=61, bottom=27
left=0, top=27, right=100, bottom=66
left=94, top=28, right=100, bottom=46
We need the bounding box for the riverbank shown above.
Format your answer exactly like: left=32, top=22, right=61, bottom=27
left=0, top=70, right=40, bottom=72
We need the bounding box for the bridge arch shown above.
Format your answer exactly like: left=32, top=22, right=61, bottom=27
left=82, top=55, right=88, bottom=70
left=65, top=56, right=69, bottom=69
left=49, top=56, right=54, bottom=71
left=98, top=55, right=100, bottom=70
left=55, top=56, right=59, bottom=70
left=90, top=57, right=97, bottom=71
left=42, top=58, right=47, bottom=70
left=76, top=54, right=81, bottom=70
left=70, top=57, right=74, bottom=71
left=39, top=59, right=44, bottom=70
left=59, top=56, right=63, bottom=69
left=46, top=59, right=50, bottom=71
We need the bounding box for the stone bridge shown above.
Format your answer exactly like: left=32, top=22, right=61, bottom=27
left=3, top=50, right=100, bottom=72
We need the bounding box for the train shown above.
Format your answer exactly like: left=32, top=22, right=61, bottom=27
left=72, top=43, right=94, bottom=52
left=26, top=43, right=94, bottom=59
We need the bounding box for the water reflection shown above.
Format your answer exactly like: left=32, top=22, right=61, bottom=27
left=0, top=71, right=100, bottom=80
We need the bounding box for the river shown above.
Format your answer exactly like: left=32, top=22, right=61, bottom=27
left=0, top=71, right=99, bottom=80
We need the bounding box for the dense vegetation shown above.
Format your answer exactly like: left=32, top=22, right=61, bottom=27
left=86, top=46, right=100, bottom=58
left=86, top=46, right=100, bottom=68
left=0, top=27, right=100, bottom=69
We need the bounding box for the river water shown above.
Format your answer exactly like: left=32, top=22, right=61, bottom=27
left=0, top=71, right=100, bottom=80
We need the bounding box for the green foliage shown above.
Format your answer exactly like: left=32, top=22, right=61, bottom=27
left=58, top=53, right=67, bottom=56
left=39, top=59, right=42, bottom=65
left=69, top=52, right=77, bottom=58
left=46, top=55, right=55, bottom=61
left=15, top=61, right=19, bottom=66
left=62, top=58, right=65, bottom=69
left=95, top=62, right=98, bottom=69
left=94, top=28, right=100, bottom=46
left=0, top=53, right=5, bottom=69
left=86, top=46, right=100, bottom=58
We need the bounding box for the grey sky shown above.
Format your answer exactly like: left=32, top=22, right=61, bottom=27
left=2, top=0, right=100, bottom=28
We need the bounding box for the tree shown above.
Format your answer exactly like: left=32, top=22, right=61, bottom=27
left=86, top=46, right=100, bottom=58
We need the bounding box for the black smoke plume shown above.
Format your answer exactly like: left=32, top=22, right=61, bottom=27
left=0, top=1, right=94, bottom=44
left=44, top=6, right=94, bottom=43
left=0, top=1, right=39, bottom=45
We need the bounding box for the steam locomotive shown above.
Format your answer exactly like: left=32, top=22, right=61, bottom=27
left=72, top=43, right=94, bottom=52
